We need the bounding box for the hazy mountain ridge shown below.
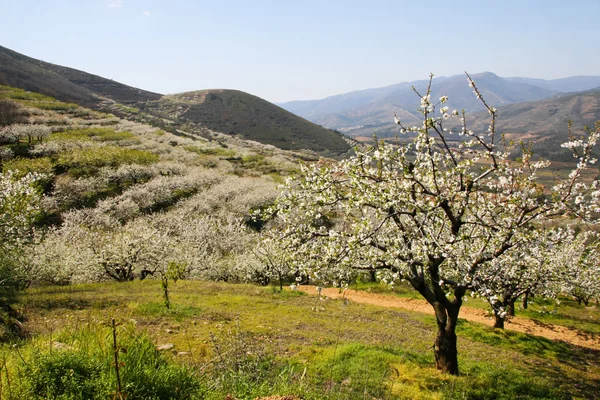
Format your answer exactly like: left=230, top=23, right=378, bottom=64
left=280, top=72, right=600, bottom=139
left=505, top=76, right=600, bottom=93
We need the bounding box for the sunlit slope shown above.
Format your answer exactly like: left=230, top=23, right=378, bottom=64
left=143, top=89, right=352, bottom=156
left=0, top=45, right=161, bottom=106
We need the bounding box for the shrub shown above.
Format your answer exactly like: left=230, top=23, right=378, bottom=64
left=119, top=332, right=201, bottom=399
left=28, top=351, right=108, bottom=399
left=24, top=326, right=200, bottom=400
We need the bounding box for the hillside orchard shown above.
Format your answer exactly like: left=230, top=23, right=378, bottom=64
left=0, top=79, right=599, bottom=381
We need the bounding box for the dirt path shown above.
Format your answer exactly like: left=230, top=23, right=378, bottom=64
left=298, top=286, right=600, bottom=350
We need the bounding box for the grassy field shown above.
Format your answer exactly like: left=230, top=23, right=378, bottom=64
left=1, top=280, right=597, bottom=399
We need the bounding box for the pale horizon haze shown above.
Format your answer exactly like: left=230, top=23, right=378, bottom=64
left=1, top=0, right=599, bottom=103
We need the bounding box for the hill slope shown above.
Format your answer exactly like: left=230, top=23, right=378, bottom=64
left=0, top=45, right=161, bottom=106
left=466, top=88, right=600, bottom=161
left=0, top=45, right=351, bottom=156
left=141, top=89, right=352, bottom=156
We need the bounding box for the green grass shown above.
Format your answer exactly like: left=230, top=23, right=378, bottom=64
left=6, top=280, right=598, bottom=399
left=0, top=85, right=55, bottom=102
left=32, top=101, right=79, bottom=111
left=56, top=146, right=159, bottom=177
left=1, top=322, right=201, bottom=399
left=351, top=280, right=429, bottom=300
left=2, top=156, right=54, bottom=177
left=0, top=85, right=81, bottom=112
left=49, top=128, right=138, bottom=143
left=183, top=144, right=237, bottom=158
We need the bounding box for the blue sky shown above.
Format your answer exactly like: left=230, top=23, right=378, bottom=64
left=1, top=0, right=599, bottom=102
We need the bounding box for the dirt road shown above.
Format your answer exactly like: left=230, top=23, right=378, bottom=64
left=298, top=286, right=600, bottom=350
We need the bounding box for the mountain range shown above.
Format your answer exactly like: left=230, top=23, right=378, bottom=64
left=279, top=73, right=600, bottom=140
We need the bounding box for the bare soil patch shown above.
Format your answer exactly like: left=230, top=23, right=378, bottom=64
left=298, top=286, right=600, bottom=350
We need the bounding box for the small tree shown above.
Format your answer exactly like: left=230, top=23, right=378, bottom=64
left=253, top=237, right=295, bottom=290
left=0, top=99, right=24, bottom=128
left=263, top=74, right=600, bottom=375
left=560, top=232, right=600, bottom=306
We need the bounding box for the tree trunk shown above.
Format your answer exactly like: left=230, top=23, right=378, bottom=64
left=522, top=291, right=529, bottom=309
left=493, top=314, right=505, bottom=329
left=369, top=268, right=377, bottom=282
left=506, top=299, right=515, bottom=317
left=434, top=327, right=459, bottom=375
left=431, top=301, right=460, bottom=375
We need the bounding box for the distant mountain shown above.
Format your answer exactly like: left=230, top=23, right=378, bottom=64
left=0, top=45, right=351, bottom=156
left=0, top=45, right=161, bottom=106
left=142, top=89, right=351, bottom=156
left=505, top=76, right=600, bottom=93
left=279, top=72, right=562, bottom=138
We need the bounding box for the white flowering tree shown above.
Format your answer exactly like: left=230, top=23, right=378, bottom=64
left=252, top=236, right=295, bottom=290
left=0, top=123, right=52, bottom=144
left=559, top=232, right=600, bottom=306
left=263, top=74, right=600, bottom=375
left=0, top=170, right=44, bottom=309
left=0, top=170, right=44, bottom=253
left=472, top=228, right=571, bottom=328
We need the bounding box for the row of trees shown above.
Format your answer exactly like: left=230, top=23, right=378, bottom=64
left=261, top=74, right=600, bottom=375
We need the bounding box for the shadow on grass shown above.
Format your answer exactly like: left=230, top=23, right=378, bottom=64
left=23, top=298, right=97, bottom=311
left=459, top=319, right=599, bottom=365
left=308, top=343, right=575, bottom=399
left=530, top=317, right=599, bottom=342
